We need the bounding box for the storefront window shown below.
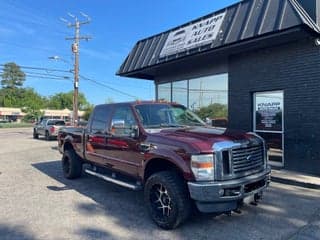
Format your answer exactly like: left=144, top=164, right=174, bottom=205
left=157, top=82, right=171, bottom=102
left=156, top=73, right=228, bottom=125
left=172, top=80, right=188, bottom=107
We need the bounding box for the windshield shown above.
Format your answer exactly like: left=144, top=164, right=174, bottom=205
left=135, top=104, right=205, bottom=128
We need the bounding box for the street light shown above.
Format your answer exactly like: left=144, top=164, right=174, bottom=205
left=48, top=55, right=78, bottom=125
left=48, top=56, right=69, bottom=64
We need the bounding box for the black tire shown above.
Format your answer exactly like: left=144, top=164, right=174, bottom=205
left=62, top=149, right=82, bottom=179
left=144, top=171, right=192, bottom=230
left=45, top=131, right=50, bottom=141
left=33, top=129, right=39, bottom=139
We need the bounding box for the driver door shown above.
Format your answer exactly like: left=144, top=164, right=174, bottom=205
left=104, top=104, right=143, bottom=177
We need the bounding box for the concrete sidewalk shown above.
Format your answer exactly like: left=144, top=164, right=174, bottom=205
left=271, top=169, right=320, bottom=190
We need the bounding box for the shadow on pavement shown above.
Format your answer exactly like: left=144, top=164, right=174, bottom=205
left=31, top=160, right=320, bottom=240
left=32, top=160, right=152, bottom=239
left=0, top=224, right=35, bottom=240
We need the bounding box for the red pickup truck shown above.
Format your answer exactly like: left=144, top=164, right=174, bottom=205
left=58, top=101, right=271, bottom=229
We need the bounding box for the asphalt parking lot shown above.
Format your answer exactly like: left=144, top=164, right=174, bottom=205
left=0, top=128, right=320, bottom=240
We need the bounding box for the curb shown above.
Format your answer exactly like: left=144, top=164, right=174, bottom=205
left=271, top=176, right=320, bottom=190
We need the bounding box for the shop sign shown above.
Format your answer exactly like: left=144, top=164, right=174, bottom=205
left=160, top=12, right=226, bottom=57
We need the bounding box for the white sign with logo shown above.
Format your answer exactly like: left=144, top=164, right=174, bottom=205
left=160, top=12, right=226, bottom=57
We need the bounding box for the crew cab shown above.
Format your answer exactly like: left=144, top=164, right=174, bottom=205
left=58, top=101, right=271, bottom=229
left=34, top=119, right=66, bottom=140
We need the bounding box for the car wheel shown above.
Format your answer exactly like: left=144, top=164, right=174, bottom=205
left=144, top=171, right=192, bottom=229
left=62, top=149, right=82, bottom=179
left=33, top=129, right=39, bottom=139
left=45, top=131, right=50, bottom=141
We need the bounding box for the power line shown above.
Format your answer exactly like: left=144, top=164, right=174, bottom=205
left=0, top=69, right=72, bottom=79
left=79, top=75, right=138, bottom=99
left=0, top=63, right=139, bottom=99
left=0, top=64, right=71, bottom=73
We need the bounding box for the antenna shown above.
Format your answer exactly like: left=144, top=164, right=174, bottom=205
left=67, top=12, right=75, bottom=19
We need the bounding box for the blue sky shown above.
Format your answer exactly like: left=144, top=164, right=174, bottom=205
left=0, top=0, right=238, bottom=105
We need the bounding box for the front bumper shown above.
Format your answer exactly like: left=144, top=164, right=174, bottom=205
left=188, top=167, right=271, bottom=213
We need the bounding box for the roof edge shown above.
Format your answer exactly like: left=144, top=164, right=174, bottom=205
left=289, top=0, right=320, bottom=33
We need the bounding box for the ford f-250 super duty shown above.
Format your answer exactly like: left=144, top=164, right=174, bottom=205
left=58, top=101, right=271, bottom=229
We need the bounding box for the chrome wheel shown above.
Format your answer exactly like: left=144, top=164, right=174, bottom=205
left=150, top=183, right=172, bottom=218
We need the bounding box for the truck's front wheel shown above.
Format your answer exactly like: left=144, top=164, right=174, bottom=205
left=144, top=171, right=192, bottom=229
left=62, top=149, right=82, bottom=179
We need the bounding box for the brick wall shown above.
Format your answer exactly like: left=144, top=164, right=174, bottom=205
left=228, top=37, right=320, bottom=175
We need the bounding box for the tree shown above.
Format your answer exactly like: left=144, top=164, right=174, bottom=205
left=0, top=87, right=45, bottom=109
left=1, top=62, right=26, bottom=88
left=47, top=91, right=89, bottom=110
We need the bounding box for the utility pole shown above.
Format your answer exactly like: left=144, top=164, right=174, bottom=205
left=61, top=12, right=91, bottom=126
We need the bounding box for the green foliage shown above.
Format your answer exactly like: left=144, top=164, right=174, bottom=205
left=0, top=88, right=46, bottom=109
left=0, top=122, right=33, bottom=128
left=47, top=91, right=89, bottom=110
left=22, top=108, right=44, bottom=122
left=0, top=62, right=91, bottom=120
left=194, top=103, right=228, bottom=120
left=82, top=104, right=94, bottom=121
left=1, top=62, right=26, bottom=88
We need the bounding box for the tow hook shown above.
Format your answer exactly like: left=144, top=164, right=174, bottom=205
left=233, top=208, right=242, bottom=214
left=251, top=192, right=263, bottom=206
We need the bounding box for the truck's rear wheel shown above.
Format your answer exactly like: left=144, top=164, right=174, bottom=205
left=45, top=131, right=50, bottom=141
left=144, top=171, right=191, bottom=229
left=33, top=129, right=39, bottom=139
left=62, top=149, right=82, bottom=179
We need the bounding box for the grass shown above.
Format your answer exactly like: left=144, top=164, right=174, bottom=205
left=0, top=122, right=33, bottom=128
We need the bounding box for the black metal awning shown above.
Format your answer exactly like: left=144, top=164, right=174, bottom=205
left=117, top=0, right=320, bottom=80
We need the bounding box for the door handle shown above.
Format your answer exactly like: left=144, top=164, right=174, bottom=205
left=139, top=143, right=154, bottom=152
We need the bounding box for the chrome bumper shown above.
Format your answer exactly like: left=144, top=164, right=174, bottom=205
left=188, top=167, right=271, bottom=213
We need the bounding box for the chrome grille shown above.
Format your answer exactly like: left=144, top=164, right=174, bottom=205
left=232, top=144, right=264, bottom=175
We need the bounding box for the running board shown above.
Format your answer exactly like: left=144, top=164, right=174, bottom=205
left=84, top=169, right=142, bottom=191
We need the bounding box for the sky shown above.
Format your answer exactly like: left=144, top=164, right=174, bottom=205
left=0, top=0, right=239, bottom=105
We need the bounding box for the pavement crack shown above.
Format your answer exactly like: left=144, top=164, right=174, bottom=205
left=284, top=206, right=320, bottom=240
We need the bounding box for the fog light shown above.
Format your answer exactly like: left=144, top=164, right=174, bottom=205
left=218, top=189, right=225, bottom=196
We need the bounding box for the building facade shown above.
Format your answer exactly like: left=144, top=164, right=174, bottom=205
left=0, top=107, right=84, bottom=122
left=118, top=0, right=320, bottom=176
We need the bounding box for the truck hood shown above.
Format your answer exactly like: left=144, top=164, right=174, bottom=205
left=150, top=127, right=258, bottom=153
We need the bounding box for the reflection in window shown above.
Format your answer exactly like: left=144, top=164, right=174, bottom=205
left=189, top=74, right=228, bottom=111
left=158, top=83, right=171, bottom=102
left=172, top=80, right=188, bottom=107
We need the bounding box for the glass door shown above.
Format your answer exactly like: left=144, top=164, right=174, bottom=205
left=253, top=91, right=284, bottom=167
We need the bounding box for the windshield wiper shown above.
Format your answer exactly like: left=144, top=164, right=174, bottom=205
left=144, top=123, right=184, bottom=128
left=160, top=123, right=185, bottom=128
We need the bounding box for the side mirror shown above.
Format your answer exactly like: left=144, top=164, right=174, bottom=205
left=111, top=120, right=139, bottom=138
left=131, top=125, right=139, bottom=139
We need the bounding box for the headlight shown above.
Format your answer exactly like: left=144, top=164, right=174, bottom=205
left=191, top=154, right=214, bottom=181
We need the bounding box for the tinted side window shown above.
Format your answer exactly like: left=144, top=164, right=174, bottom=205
left=90, top=105, right=112, bottom=134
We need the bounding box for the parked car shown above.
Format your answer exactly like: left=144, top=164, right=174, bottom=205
left=33, top=119, right=66, bottom=140
left=58, top=101, right=271, bottom=229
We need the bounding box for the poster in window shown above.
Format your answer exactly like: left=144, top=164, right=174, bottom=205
left=255, top=92, right=283, bottom=132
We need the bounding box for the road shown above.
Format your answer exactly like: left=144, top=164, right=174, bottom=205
left=0, top=128, right=319, bottom=240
